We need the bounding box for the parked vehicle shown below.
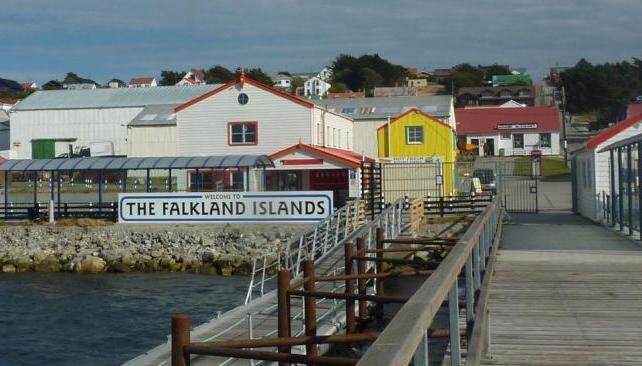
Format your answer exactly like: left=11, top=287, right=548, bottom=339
left=472, top=169, right=496, bottom=194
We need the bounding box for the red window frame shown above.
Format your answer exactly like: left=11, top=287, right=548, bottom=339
left=228, top=121, right=258, bottom=146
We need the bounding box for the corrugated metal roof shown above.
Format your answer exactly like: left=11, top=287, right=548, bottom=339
left=13, top=85, right=221, bottom=111
left=128, top=104, right=177, bottom=126
left=0, top=155, right=274, bottom=171
left=312, top=95, right=453, bottom=120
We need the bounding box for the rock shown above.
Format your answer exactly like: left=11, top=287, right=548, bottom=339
left=79, top=255, right=106, bottom=273
left=14, top=256, right=33, bottom=272
left=106, top=262, right=130, bottom=273
left=199, top=263, right=217, bottom=275
left=121, top=253, right=136, bottom=267
left=35, top=255, right=62, bottom=272
left=1, top=264, right=16, bottom=273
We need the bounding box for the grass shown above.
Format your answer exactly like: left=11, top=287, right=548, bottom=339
left=514, top=156, right=571, bottom=177
left=573, top=112, right=598, bottom=124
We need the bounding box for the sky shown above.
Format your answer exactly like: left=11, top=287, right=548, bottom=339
left=1, top=0, right=641, bottom=85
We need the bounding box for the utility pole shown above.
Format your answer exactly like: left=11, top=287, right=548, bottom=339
left=561, top=86, right=568, bottom=166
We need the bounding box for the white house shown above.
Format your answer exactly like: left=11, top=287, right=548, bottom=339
left=176, top=69, right=206, bottom=86
left=456, top=107, right=561, bottom=156
left=314, top=95, right=456, bottom=157
left=172, top=73, right=359, bottom=204
left=304, top=76, right=331, bottom=97
left=272, top=74, right=292, bottom=90
left=574, top=114, right=642, bottom=222
left=9, top=85, right=218, bottom=159
left=129, top=77, right=158, bottom=88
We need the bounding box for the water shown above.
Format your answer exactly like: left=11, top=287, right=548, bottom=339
left=0, top=273, right=249, bottom=366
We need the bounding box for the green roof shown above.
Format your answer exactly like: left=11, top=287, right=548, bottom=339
left=492, top=74, right=532, bottom=86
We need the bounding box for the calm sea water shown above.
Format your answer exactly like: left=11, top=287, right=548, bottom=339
left=0, top=273, right=248, bottom=366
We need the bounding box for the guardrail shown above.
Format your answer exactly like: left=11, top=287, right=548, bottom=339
left=357, top=198, right=501, bottom=366
left=424, top=194, right=493, bottom=217
left=0, top=201, right=118, bottom=221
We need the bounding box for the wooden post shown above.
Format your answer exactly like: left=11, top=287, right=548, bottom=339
left=277, top=270, right=291, bottom=366
left=375, top=228, right=385, bottom=322
left=344, top=241, right=356, bottom=334
left=171, top=314, right=191, bottom=366
left=303, top=260, right=318, bottom=358
left=356, top=237, right=368, bottom=331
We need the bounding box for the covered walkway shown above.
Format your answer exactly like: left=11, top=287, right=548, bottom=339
left=482, top=212, right=642, bottom=365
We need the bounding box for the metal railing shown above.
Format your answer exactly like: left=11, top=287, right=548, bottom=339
left=183, top=198, right=406, bottom=366
left=357, top=198, right=501, bottom=366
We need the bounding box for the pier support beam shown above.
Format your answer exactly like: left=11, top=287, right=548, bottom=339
left=171, top=314, right=191, bottom=366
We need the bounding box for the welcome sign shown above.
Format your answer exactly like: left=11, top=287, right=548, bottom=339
left=118, top=191, right=333, bottom=223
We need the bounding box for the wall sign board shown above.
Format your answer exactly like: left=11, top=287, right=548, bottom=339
left=119, top=191, right=333, bottom=223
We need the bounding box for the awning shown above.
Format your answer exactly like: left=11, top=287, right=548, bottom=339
left=0, top=155, right=274, bottom=172
left=597, top=133, right=642, bottom=153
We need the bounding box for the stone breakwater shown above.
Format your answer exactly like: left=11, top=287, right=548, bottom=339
left=0, top=224, right=304, bottom=275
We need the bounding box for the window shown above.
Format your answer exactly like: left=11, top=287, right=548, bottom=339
left=237, top=93, right=249, bottom=105
left=500, top=133, right=511, bottom=140
left=499, top=89, right=512, bottom=98
left=539, top=133, right=551, bottom=148
left=406, top=126, right=424, bottom=144
left=231, top=171, right=245, bottom=190
left=228, top=122, right=257, bottom=145
left=518, top=89, right=531, bottom=97
left=341, top=107, right=356, bottom=114
left=513, top=133, right=524, bottom=149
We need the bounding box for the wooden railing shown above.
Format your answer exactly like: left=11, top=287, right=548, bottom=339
left=357, top=198, right=502, bottom=366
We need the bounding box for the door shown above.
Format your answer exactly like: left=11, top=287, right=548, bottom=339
left=471, top=139, right=480, bottom=156
left=486, top=138, right=495, bottom=156
left=32, top=140, right=55, bottom=159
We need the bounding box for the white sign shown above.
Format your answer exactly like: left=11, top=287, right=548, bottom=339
left=497, top=123, right=537, bottom=130
left=118, top=191, right=333, bottom=223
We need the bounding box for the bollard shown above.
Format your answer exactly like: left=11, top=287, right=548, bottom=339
left=48, top=199, right=55, bottom=224
left=171, top=314, right=191, bottom=366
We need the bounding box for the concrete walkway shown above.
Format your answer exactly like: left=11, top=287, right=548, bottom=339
left=482, top=212, right=642, bottom=365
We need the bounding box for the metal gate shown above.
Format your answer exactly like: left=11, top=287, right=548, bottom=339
left=477, top=158, right=538, bottom=213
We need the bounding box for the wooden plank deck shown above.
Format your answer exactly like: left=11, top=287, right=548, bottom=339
left=481, top=247, right=642, bottom=366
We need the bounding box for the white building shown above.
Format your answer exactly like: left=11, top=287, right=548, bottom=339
left=318, top=67, right=332, bottom=82
left=314, top=95, right=456, bottom=157
left=129, top=77, right=158, bottom=88
left=9, top=85, right=218, bottom=159
left=172, top=73, right=359, bottom=203
left=574, top=114, right=642, bottom=222
left=456, top=107, right=561, bottom=156
left=272, top=74, right=292, bottom=90
left=304, top=76, right=331, bottom=97
left=176, top=69, right=206, bottom=86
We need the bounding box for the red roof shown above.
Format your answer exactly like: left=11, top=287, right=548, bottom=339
left=0, top=98, right=18, bottom=105
left=129, top=77, right=155, bottom=85
left=627, top=103, right=642, bottom=119
left=270, top=143, right=372, bottom=168
left=455, top=107, right=560, bottom=135
left=585, top=113, right=642, bottom=150
left=175, top=74, right=314, bottom=112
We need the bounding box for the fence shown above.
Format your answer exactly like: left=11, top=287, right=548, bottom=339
left=357, top=198, right=502, bottom=366
left=0, top=201, right=119, bottom=221
left=424, top=194, right=493, bottom=217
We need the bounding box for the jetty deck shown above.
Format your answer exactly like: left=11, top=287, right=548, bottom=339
left=126, top=239, right=348, bottom=366
left=481, top=213, right=642, bottom=366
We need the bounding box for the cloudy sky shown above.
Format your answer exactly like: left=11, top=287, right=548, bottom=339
left=1, top=0, right=640, bottom=85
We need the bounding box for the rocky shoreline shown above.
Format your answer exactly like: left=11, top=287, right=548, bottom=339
left=0, top=224, right=304, bottom=275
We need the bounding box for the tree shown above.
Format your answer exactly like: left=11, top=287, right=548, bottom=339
left=441, top=64, right=484, bottom=93
left=561, top=58, right=641, bottom=126
left=278, top=71, right=292, bottom=77
left=328, top=82, right=348, bottom=93
left=290, top=76, right=305, bottom=94
left=330, top=53, right=408, bottom=93
left=235, top=67, right=273, bottom=86
left=481, top=64, right=511, bottom=82
left=159, top=70, right=186, bottom=86
left=204, top=65, right=234, bottom=84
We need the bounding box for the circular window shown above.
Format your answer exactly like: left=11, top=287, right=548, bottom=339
left=238, top=93, right=249, bottom=105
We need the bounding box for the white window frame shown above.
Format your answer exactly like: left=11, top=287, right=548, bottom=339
left=406, top=126, right=424, bottom=145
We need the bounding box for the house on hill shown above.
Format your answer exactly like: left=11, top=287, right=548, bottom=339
left=129, top=77, right=157, bottom=88
left=457, top=86, right=535, bottom=107
left=107, top=79, right=127, bottom=88
left=176, top=69, right=206, bottom=86
left=62, top=73, right=100, bottom=90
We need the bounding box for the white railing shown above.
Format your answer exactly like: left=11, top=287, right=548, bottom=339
left=244, top=200, right=364, bottom=304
